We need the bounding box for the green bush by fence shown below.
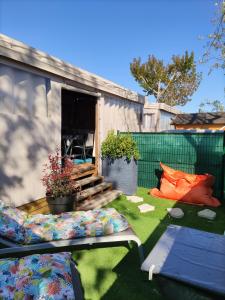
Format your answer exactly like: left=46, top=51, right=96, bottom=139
left=129, top=132, right=225, bottom=200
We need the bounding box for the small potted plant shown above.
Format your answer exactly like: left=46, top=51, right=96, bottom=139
left=101, top=131, right=140, bottom=195
left=42, top=149, right=79, bottom=214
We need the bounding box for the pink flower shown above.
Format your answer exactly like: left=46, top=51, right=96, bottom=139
left=16, top=276, right=30, bottom=289
left=68, top=230, right=76, bottom=238
left=64, top=272, right=72, bottom=283
left=7, top=285, right=15, bottom=292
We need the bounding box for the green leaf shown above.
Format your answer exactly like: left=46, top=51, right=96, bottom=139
left=101, top=131, right=140, bottom=160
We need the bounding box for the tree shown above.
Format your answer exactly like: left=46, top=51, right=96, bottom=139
left=200, top=0, right=225, bottom=72
left=198, top=99, right=225, bottom=112
left=130, top=51, right=201, bottom=106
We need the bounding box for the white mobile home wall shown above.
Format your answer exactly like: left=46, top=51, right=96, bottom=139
left=0, top=58, right=144, bottom=206
left=0, top=63, right=61, bottom=206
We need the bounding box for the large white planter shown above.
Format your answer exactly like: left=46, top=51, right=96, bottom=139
left=102, top=157, right=137, bottom=195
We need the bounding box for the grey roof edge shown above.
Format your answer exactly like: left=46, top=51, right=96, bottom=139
left=171, top=112, right=225, bottom=125
left=0, top=34, right=145, bottom=104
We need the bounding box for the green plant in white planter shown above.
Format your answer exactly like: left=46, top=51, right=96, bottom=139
left=101, top=131, right=140, bottom=195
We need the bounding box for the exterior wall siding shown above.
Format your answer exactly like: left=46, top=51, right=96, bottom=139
left=0, top=63, right=61, bottom=206
left=101, top=94, right=143, bottom=140
left=143, top=104, right=178, bottom=132
left=0, top=63, right=144, bottom=206
left=159, top=111, right=176, bottom=131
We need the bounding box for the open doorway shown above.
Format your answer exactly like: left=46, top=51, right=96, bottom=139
left=61, top=89, right=97, bottom=166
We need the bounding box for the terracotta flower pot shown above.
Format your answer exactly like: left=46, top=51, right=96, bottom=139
left=46, top=194, right=76, bottom=214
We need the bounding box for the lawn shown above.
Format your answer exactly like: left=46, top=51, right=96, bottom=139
left=73, top=187, right=225, bottom=300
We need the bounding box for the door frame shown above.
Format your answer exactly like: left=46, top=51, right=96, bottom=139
left=61, top=85, right=101, bottom=174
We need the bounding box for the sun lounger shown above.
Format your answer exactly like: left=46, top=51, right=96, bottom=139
left=0, top=227, right=144, bottom=262
left=141, top=225, right=225, bottom=297
left=0, top=252, right=83, bottom=300
left=0, top=201, right=144, bottom=263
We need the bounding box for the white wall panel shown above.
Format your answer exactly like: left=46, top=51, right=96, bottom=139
left=159, top=111, right=175, bottom=131
left=0, top=65, right=15, bottom=113
left=0, top=64, right=61, bottom=206
left=101, top=95, right=143, bottom=140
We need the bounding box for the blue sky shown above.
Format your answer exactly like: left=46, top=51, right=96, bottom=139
left=0, top=0, right=224, bottom=112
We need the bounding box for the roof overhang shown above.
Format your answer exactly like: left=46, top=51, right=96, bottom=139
left=0, top=34, right=145, bottom=104
left=144, top=102, right=182, bottom=114
left=171, top=113, right=225, bottom=125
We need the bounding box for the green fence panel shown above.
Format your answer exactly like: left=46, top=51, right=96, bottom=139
left=130, top=132, right=225, bottom=200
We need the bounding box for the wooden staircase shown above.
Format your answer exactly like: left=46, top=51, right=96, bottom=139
left=74, top=175, right=122, bottom=210
left=19, top=163, right=122, bottom=214
left=71, top=163, right=122, bottom=210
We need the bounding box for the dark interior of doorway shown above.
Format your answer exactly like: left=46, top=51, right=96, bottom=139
left=61, top=89, right=97, bottom=164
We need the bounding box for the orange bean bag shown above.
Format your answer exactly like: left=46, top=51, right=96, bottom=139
left=150, top=163, right=221, bottom=207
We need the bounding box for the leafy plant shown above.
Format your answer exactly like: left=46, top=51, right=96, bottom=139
left=101, top=131, right=140, bottom=160
left=199, top=99, right=225, bottom=112
left=200, top=0, right=225, bottom=72
left=130, top=51, right=201, bottom=106
left=42, top=149, right=79, bottom=198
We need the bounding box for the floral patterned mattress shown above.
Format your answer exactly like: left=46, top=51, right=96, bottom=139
left=0, top=252, right=76, bottom=299
left=0, top=201, right=129, bottom=244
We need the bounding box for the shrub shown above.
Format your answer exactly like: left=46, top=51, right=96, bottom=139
left=101, top=131, right=140, bottom=160
left=41, top=149, right=79, bottom=198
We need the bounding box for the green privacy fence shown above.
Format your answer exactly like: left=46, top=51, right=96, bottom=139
left=129, top=132, right=225, bottom=200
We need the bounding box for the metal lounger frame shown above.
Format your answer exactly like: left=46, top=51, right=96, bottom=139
left=0, top=228, right=144, bottom=263
left=70, top=260, right=84, bottom=300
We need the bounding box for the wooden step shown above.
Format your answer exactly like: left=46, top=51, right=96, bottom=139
left=75, top=175, right=103, bottom=188
left=71, top=163, right=96, bottom=180
left=77, top=182, right=112, bottom=201
left=75, top=190, right=122, bottom=211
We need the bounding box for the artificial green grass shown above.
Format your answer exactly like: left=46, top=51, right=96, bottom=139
left=73, top=187, right=225, bottom=300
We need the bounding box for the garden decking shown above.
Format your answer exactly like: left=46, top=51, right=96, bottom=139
left=19, top=164, right=121, bottom=214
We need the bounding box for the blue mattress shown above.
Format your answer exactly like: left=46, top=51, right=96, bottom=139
left=141, top=225, right=225, bottom=296
left=73, top=158, right=92, bottom=164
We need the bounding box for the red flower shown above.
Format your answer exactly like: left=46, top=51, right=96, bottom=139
left=7, top=286, right=15, bottom=292
left=10, top=264, right=19, bottom=274
left=52, top=262, right=64, bottom=270
left=41, top=148, right=80, bottom=198
left=47, top=280, right=61, bottom=295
